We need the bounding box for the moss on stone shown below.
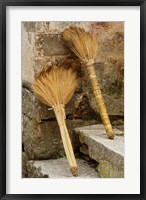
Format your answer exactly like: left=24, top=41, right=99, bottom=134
left=107, top=80, right=124, bottom=96
left=97, top=160, right=124, bottom=178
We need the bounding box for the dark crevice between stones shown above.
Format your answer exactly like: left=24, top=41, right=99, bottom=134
left=22, top=81, right=32, bottom=91
left=40, top=114, right=82, bottom=123
left=77, top=152, right=99, bottom=171
left=22, top=143, right=25, bottom=152
left=110, top=116, right=124, bottom=131
left=40, top=114, right=73, bottom=123
left=41, top=117, right=57, bottom=122
left=110, top=115, right=124, bottom=121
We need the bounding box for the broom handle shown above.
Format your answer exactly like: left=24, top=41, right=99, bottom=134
left=86, top=64, right=115, bottom=139
left=53, top=104, right=78, bottom=176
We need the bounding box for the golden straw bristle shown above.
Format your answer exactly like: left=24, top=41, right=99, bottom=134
left=62, top=26, right=98, bottom=65
left=32, top=65, right=80, bottom=107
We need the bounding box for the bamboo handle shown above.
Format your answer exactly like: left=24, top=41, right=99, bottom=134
left=86, top=64, right=115, bottom=139
left=53, top=104, right=78, bottom=176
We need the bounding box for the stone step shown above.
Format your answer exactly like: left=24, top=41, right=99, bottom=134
left=74, top=124, right=124, bottom=178
left=27, top=158, right=99, bottom=178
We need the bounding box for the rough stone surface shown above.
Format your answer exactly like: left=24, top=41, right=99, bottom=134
left=22, top=152, right=29, bottom=178
left=23, top=115, right=96, bottom=159
left=97, top=160, right=124, bottom=178
left=22, top=23, right=35, bottom=83
left=22, top=87, right=84, bottom=121
left=74, top=124, right=124, bottom=175
left=80, top=145, right=89, bottom=156
left=43, top=34, right=70, bottom=56
left=22, top=87, right=96, bottom=159
left=27, top=158, right=99, bottom=178
left=27, top=161, right=49, bottom=178
left=23, top=22, right=50, bottom=33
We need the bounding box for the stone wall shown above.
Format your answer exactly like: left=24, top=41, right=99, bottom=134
left=22, top=22, right=124, bottom=166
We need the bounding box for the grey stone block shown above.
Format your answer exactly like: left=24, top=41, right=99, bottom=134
left=80, top=145, right=89, bottom=156
left=27, top=158, right=99, bottom=178
left=74, top=124, right=124, bottom=177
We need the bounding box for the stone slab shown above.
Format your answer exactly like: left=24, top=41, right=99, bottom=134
left=27, top=158, right=99, bottom=178
left=74, top=124, right=124, bottom=173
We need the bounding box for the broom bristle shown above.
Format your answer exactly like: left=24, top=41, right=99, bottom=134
left=62, top=26, right=98, bottom=64
left=32, top=64, right=80, bottom=107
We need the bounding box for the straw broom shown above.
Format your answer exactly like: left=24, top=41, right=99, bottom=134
left=62, top=26, right=115, bottom=139
left=32, top=64, right=80, bottom=176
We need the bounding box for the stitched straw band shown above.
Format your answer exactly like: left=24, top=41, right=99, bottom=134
left=86, top=65, right=114, bottom=139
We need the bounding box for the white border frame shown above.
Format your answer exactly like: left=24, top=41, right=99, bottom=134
left=6, top=6, right=140, bottom=194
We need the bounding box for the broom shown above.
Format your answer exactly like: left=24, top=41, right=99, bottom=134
left=62, top=26, right=115, bottom=139
left=32, top=64, right=80, bottom=176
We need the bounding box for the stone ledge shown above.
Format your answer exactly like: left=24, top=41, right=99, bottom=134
left=27, top=158, right=99, bottom=178
left=74, top=124, right=124, bottom=177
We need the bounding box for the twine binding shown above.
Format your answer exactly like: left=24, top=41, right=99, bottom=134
left=70, top=166, right=78, bottom=177
left=86, top=64, right=115, bottom=139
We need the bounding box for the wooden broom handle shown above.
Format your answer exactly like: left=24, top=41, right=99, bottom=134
left=53, top=104, right=78, bottom=176
left=86, top=64, right=115, bottom=139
